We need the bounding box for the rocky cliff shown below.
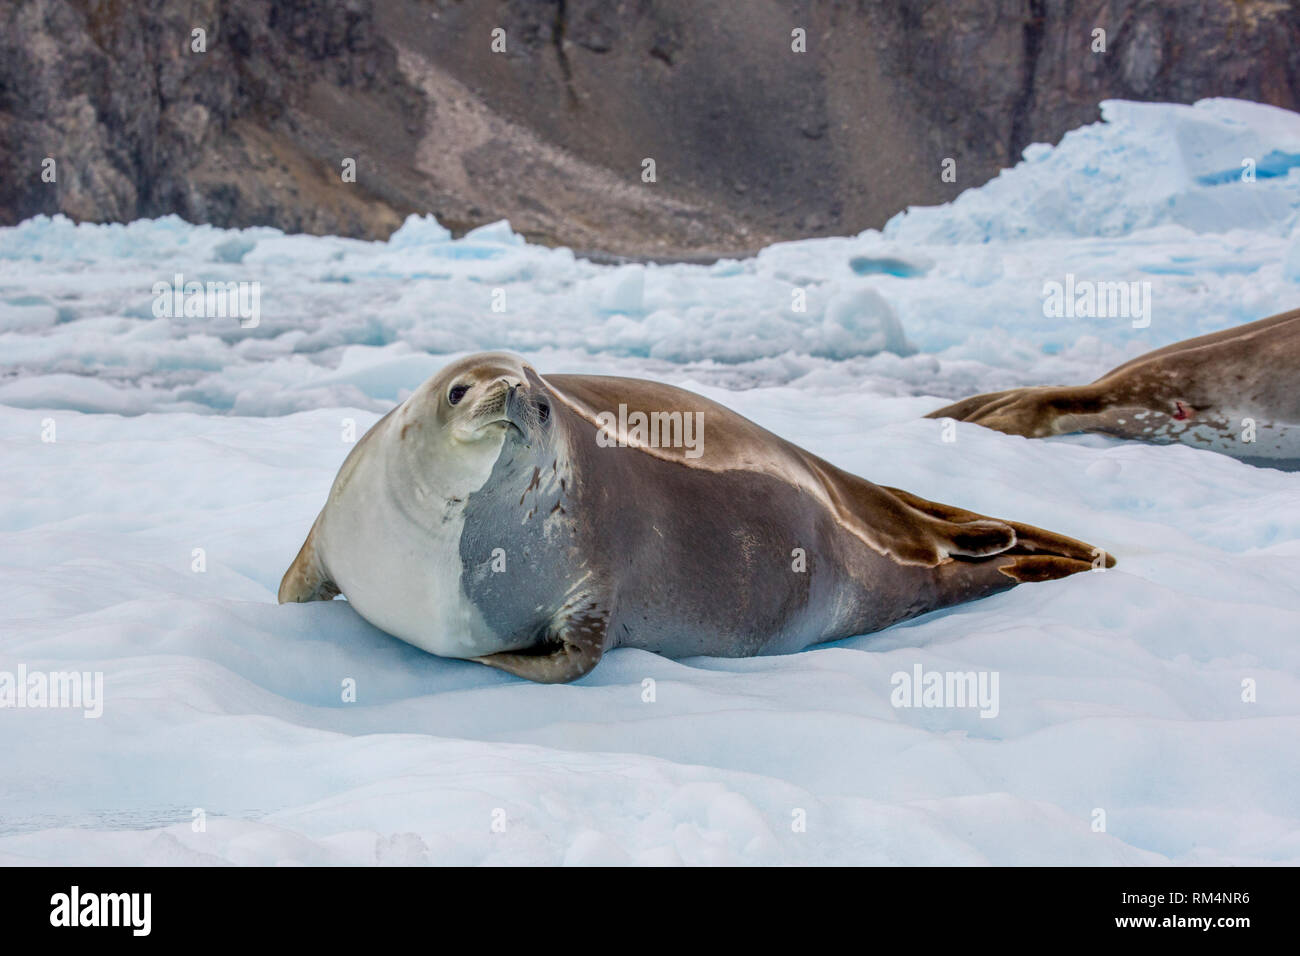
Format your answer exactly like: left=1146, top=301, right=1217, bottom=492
left=3, top=0, right=1298, bottom=257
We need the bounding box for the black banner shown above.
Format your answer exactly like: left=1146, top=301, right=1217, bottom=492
left=0, top=866, right=1281, bottom=942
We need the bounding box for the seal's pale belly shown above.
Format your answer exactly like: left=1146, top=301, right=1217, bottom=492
left=316, top=447, right=507, bottom=658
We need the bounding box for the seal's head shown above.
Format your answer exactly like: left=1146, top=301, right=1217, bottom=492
left=390, top=352, right=555, bottom=500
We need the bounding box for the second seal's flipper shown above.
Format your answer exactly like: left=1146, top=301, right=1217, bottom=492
left=925, top=386, right=1108, bottom=438
left=925, top=388, right=1029, bottom=424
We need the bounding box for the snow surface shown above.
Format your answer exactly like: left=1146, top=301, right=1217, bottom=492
left=1, top=98, right=1298, bottom=864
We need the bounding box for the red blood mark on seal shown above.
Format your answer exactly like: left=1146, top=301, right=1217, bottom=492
left=1173, top=400, right=1194, bottom=421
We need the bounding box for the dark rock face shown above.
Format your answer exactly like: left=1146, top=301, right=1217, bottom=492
left=2, top=0, right=1298, bottom=257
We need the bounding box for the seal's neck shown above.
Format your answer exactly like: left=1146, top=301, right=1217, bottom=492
left=383, top=416, right=505, bottom=517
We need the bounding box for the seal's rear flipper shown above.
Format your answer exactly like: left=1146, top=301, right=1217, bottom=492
left=278, top=521, right=339, bottom=603
left=882, top=484, right=1115, bottom=581
left=920, top=519, right=1113, bottom=617
left=472, top=602, right=609, bottom=684
left=994, top=554, right=1095, bottom=582
left=812, top=463, right=1016, bottom=566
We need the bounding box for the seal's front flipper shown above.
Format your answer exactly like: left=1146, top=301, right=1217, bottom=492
left=278, top=520, right=340, bottom=603
left=473, top=603, right=609, bottom=684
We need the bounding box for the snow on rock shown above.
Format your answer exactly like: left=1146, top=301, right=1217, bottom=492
left=885, top=98, right=1300, bottom=243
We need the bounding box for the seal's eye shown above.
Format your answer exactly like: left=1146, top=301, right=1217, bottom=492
left=448, top=384, right=469, bottom=406
left=537, top=400, right=550, bottom=423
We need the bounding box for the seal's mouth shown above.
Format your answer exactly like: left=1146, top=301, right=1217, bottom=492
left=497, top=419, right=525, bottom=440
left=467, top=382, right=548, bottom=443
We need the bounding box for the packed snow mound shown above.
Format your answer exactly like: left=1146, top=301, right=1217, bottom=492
left=885, top=98, right=1300, bottom=243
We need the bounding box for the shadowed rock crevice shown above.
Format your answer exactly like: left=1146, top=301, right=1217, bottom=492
left=1009, top=0, right=1047, bottom=168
